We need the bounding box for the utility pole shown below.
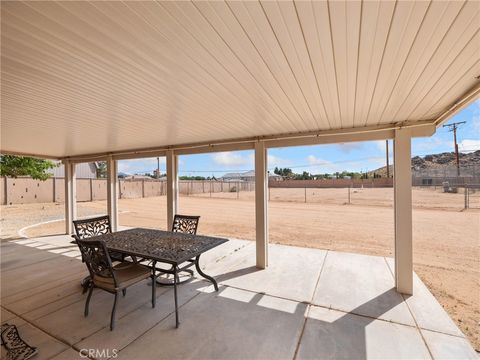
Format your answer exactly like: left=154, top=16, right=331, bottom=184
left=443, top=121, right=466, bottom=176
left=386, top=140, right=390, bottom=178
left=156, top=157, right=160, bottom=179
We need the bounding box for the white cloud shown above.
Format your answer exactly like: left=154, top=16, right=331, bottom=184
left=306, top=155, right=332, bottom=166
left=211, top=152, right=252, bottom=167
left=118, top=157, right=165, bottom=174
left=413, top=137, right=450, bottom=152
left=458, top=139, right=480, bottom=153
left=267, top=154, right=291, bottom=168
left=335, top=142, right=365, bottom=153
left=472, top=99, right=480, bottom=132
left=303, top=155, right=387, bottom=174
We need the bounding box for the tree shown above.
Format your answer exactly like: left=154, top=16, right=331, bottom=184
left=294, top=171, right=313, bottom=180
left=96, top=161, right=107, bottom=178
left=0, top=155, right=57, bottom=180
left=274, top=167, right=294, bottom=178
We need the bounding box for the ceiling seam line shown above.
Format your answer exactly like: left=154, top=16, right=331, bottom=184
left=392, top=3, right=476, bottom=121
left=418, top=59, right=480, bottom=121
left=404, top=26, right=480, bottom=121
left=326, top=0, right=344, bottom=129
left=385, top=1, right=465, bottom=124
left=362, top=0, right=398, bottom=127
left=123, top=4, right=274, bottom=135
left=375, top=0, right=432, bottom=126
left=155, top=2, right=285, bottom=134
left=254, top=0, right=317, bottom=131
left=224, top=1, right=313, bottom=131
left=272, top=1, right=324, bottom=129
left=292, top=0, right=332, bottom=129
left=352, top=0, right=363, bottom=128
left=186, top=1, right=302, bottom=132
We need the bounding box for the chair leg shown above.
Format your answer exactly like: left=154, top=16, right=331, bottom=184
left=84, top=285, right=93, bottom=317
left=151, top=261, right=156, bottom=308
left=110, top=293, right=118, bottom=331
left=174, top=266, right=179, bottom=328
left=122, top=288, right=126, bottom=297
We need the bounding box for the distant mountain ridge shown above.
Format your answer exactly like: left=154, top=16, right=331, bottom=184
left=371, top=150, right=480, bottom=177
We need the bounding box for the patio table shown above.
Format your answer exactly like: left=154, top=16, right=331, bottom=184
left=87, top=227, right=228, bottom=327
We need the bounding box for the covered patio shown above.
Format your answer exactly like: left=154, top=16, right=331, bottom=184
left=1, top=1, right=479, bottom=358
left=2, top=234, right=476, bottom=359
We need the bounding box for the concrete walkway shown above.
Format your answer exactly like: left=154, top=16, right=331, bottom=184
left=1, top=235, right=476, bottom=359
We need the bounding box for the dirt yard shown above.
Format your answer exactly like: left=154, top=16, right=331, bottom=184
left=1, top=187, right=478, bottom=350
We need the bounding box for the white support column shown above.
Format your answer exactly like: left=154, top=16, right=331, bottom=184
left=394, top=128, right=413, bottom=295
left=107, top=156, right=119, bottom=232
left=255, top=141, right=268, bottom=269
left=64, top=161, right=76, bottom=234
left=166, top=150, right=178, bottom=230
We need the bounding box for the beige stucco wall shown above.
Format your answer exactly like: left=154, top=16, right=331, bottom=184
left=91, top=179, right=107, bottom=201
left=1, top=178, right=254, bottom=205
left=5, top=177, right=54, bottom=204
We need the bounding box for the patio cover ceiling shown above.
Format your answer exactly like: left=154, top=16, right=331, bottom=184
left=1, top=1, right=479, bottom=159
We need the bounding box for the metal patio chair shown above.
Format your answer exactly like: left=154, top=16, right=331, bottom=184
left=155, top=214, right=200, bottom=286
left=76, top=238, right=155, bottom=330
left=73, top=215, right=126, bottom=293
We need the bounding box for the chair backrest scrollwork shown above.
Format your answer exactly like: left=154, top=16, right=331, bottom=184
left=73, top=215, right=111, bottom=239
left=75, top=238, right=118, bottom=287
left=172, top=214, right=200, bottom=235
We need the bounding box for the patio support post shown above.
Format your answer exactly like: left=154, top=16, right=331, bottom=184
left=107, top=156, right=119, bottom=232
left=394, top=128, right=413, bottom=295
left=64, top=160, right=76, bottom=234
left=255, top=141, right=268, bottom=269
left=166, top=150, right=178, bottom=230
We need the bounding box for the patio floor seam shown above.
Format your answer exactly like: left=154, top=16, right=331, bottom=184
left=70, top=286, right=180, bottom=349
left=0, top=305, right=83, bottom=359
left=0, top=254, right=74, bottom=273
left=1, top=269, right=86, bottom=300
left=215, top=282, right=421, bottom=329
left=293, top=250, right=329, bottom=360
left=401, top=292, right=435, bottom=360
left=383, top=256, right=435, bottom=358
left=115, top=291, right=204, bottom=356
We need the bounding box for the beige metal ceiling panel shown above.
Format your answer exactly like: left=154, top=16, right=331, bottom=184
left=394, top=0, right=480, bottom=122
left=294, top=0, right=341, bottom=126
left=364, top=0, right=430, bottom=126
left=261, top=1, right=329, bottom=129
left=225, top=1, right=318, bottom=130
left=352, top=0, right=396, bottom=128
left=1, top=0, right=479, bottom=158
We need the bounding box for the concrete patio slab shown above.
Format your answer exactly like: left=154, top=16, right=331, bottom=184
left=4, top=273, right=86, bottom=316
left=385, top=258, right=464, bottom=337
left=1, top=306, right=19, bottom=322
left=211, top=243, right=327, bottom=302
left=32, top=280, right=170, bottom=345
left=1, top=235, right=476, bottom=359
left=313, top=251, right=415, bottom=326
left=0, top=315, right=69, bottom=360
left=297, top=305, right=430, bottom=360
left=117, top=286, right=307, bottom=360
left=76, top=280, right=210, bottom=353
left=49, top=348, right=84, bottom=360
left=421, top=329, right=478, bottom=360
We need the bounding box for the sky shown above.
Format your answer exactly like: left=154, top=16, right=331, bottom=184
left=118, top=100, right=480, bottom=177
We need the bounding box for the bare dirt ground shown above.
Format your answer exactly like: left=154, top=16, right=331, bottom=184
left=1, top=187, right=479, bottom=349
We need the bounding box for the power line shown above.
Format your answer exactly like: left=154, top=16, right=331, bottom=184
left=121, top=148, right=479, bottom=174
